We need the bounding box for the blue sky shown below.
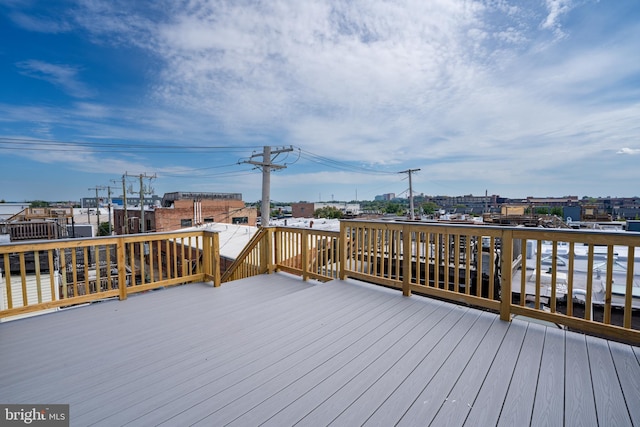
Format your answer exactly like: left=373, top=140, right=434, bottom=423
left=1, top=0, right=639, bottom=203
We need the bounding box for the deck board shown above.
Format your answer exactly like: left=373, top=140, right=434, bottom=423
left=215, top=297, right=430, bottom=425
left=79, top=281, right=395, bottom=425
left=587, top=336, right=634, bottom=426
left=463, top=319, right=528, bottom=426
left=531, top=326, right=565, bottom=426
left=395, top=312, right=497, bottom=426
left=257, top=300, right=448, bottom=426
left=609, top=340, right=640, bottom=426
left=289, top=303, right=455, bottom=426
left=496, top=322, right=546, bottom=426
left=564, top=332, right=598, bottom=427
left=1, top=272, right=639, bottom=427
left=429, top=317, right=511, bottom=426
left=328, top=307, right=470, bottom=426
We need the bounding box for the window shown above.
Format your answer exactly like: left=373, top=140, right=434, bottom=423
left=232, top=217, right=248, bottom=224
left=181, top=219, right=193, bottom=227
left=204, top=217, right=214, bottom=223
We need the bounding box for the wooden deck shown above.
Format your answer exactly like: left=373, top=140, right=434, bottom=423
left=1, top=273, right=639, bottom=426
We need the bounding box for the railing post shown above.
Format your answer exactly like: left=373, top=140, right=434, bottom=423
left=402, top=224, right=412, bottom=297
left=267, top=228, right=275, bottom=274
left=203, top=231, right=220, bottom=287
left=339, top=221, right=347, bottom=280
left=211, top=232, right=221, bottom=287
left=500, top=229, right=514, bottom=321
left=261, top=227, right=274, bottom=274
left=117, top=237, right=127, bottom=300
left=301, top=229, right=309, bottom=281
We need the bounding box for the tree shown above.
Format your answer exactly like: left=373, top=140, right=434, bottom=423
left=421, top=202, right=439, bottom=215
left=384, top=202, right=404, bottom=215
left=550, top=207, right=563, bottom=216
left=30, top=200, right=49, bottom=208
left=98, top=222, right=111, bottom=236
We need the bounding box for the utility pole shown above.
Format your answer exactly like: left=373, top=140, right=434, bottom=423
left=105, top=185, right=114, bottom=235
left=121, top=175, right=128, bottom=234
left=88, top=186, right=107, bottom=234
left=242, top=146, right=293, bottom=226
left=123, top=172, right=155, bottom=233
left=399, top=169, right=421, bottom=220
left=485, top=189, right=488, bottom=214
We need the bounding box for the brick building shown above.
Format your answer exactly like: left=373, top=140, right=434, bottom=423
left=113, top=192, right=257, bottom=234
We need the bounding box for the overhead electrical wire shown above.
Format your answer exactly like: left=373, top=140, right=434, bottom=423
left=0, top=137, right=260, bottom=153
left=294, top=147, right=398, bottom=176
left=0, top=136, right=405, bottom=180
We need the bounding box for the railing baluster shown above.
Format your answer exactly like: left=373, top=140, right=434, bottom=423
left=623, top=246, right=635, bottom=329
left=585, top=245, right=594, bottom=321
left=535, top=240, right=542, bottom=310
left=34, top=251, right=42, bottom=303
left=48, top=250, right=55, bottom=300
left=550, top=241, right=558, bottom=313
left=567, top=242, right=575, bottom=317
left=604, top=245, right=614, bottom=325
left=19, top=253, right=28, bottom=305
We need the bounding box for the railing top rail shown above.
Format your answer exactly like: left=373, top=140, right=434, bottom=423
left=341, top=219, right=640, bottom=238
left=0, top=229, right=217, bottom=252
left=273, top=226, right=339, bottom=236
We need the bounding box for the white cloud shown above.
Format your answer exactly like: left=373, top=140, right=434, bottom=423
left=16, top=60, right=93, bottom=98
left=541, top=0, right=573, bottom=32
left=617, top=148, right=640, bottom=155
left=9, top=11, right=71, bottom=33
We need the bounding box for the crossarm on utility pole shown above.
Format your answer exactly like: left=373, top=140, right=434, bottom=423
left=242, top=146, right=293, bottom=226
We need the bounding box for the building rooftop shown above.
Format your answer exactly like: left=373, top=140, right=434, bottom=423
left=2, top=273, right=638, bottom=426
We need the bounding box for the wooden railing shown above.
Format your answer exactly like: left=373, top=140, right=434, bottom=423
left=221, top=227, right=271, bottom=282
left=221, top=227, right=340, bottom=283
left=0, top=230, right=220, bottom=320
left=223, top=221, right=640, bottom=344
left=6, top=221, right=638, bottom=343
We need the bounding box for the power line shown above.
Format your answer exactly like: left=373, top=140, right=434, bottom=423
left=295, top=147, right=397, bottom=176
left=0, top=137, right=260, bottom=153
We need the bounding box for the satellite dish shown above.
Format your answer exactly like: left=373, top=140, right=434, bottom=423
left=566, top=216, right=572, bottom=223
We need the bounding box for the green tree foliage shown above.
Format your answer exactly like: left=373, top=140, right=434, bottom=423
left=384, top=202, right=404, bottom=215
left=550, top=207, right=563, bottom=216
left=29, top=200, right=50, bottom=207
left=98, top=222, right=111, bottom=236
left=314, top=206, right=344, bottom=219
left=421, top=202, right=439, bottom=215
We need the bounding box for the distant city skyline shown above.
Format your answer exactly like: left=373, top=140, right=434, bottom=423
left=4, top=191, right=640, bottom=206
left=1, top=1, right=639, bottom=202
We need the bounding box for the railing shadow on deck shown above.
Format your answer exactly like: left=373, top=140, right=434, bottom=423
left=223, top=221, right=640, bottom=345
left=1, top=230, right=220, bottom=321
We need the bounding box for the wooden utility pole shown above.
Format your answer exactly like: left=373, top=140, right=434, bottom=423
left=242, top=146, right=293, bottom=226
left=88, top=185, right=107, bottom=233
left=399, top=169, right=421, bottom=220
left=124, top=172, right=156, bottom=233
left=121, top=175, right=128, bottom=234
left=106, top=185, right=113, bottom=235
